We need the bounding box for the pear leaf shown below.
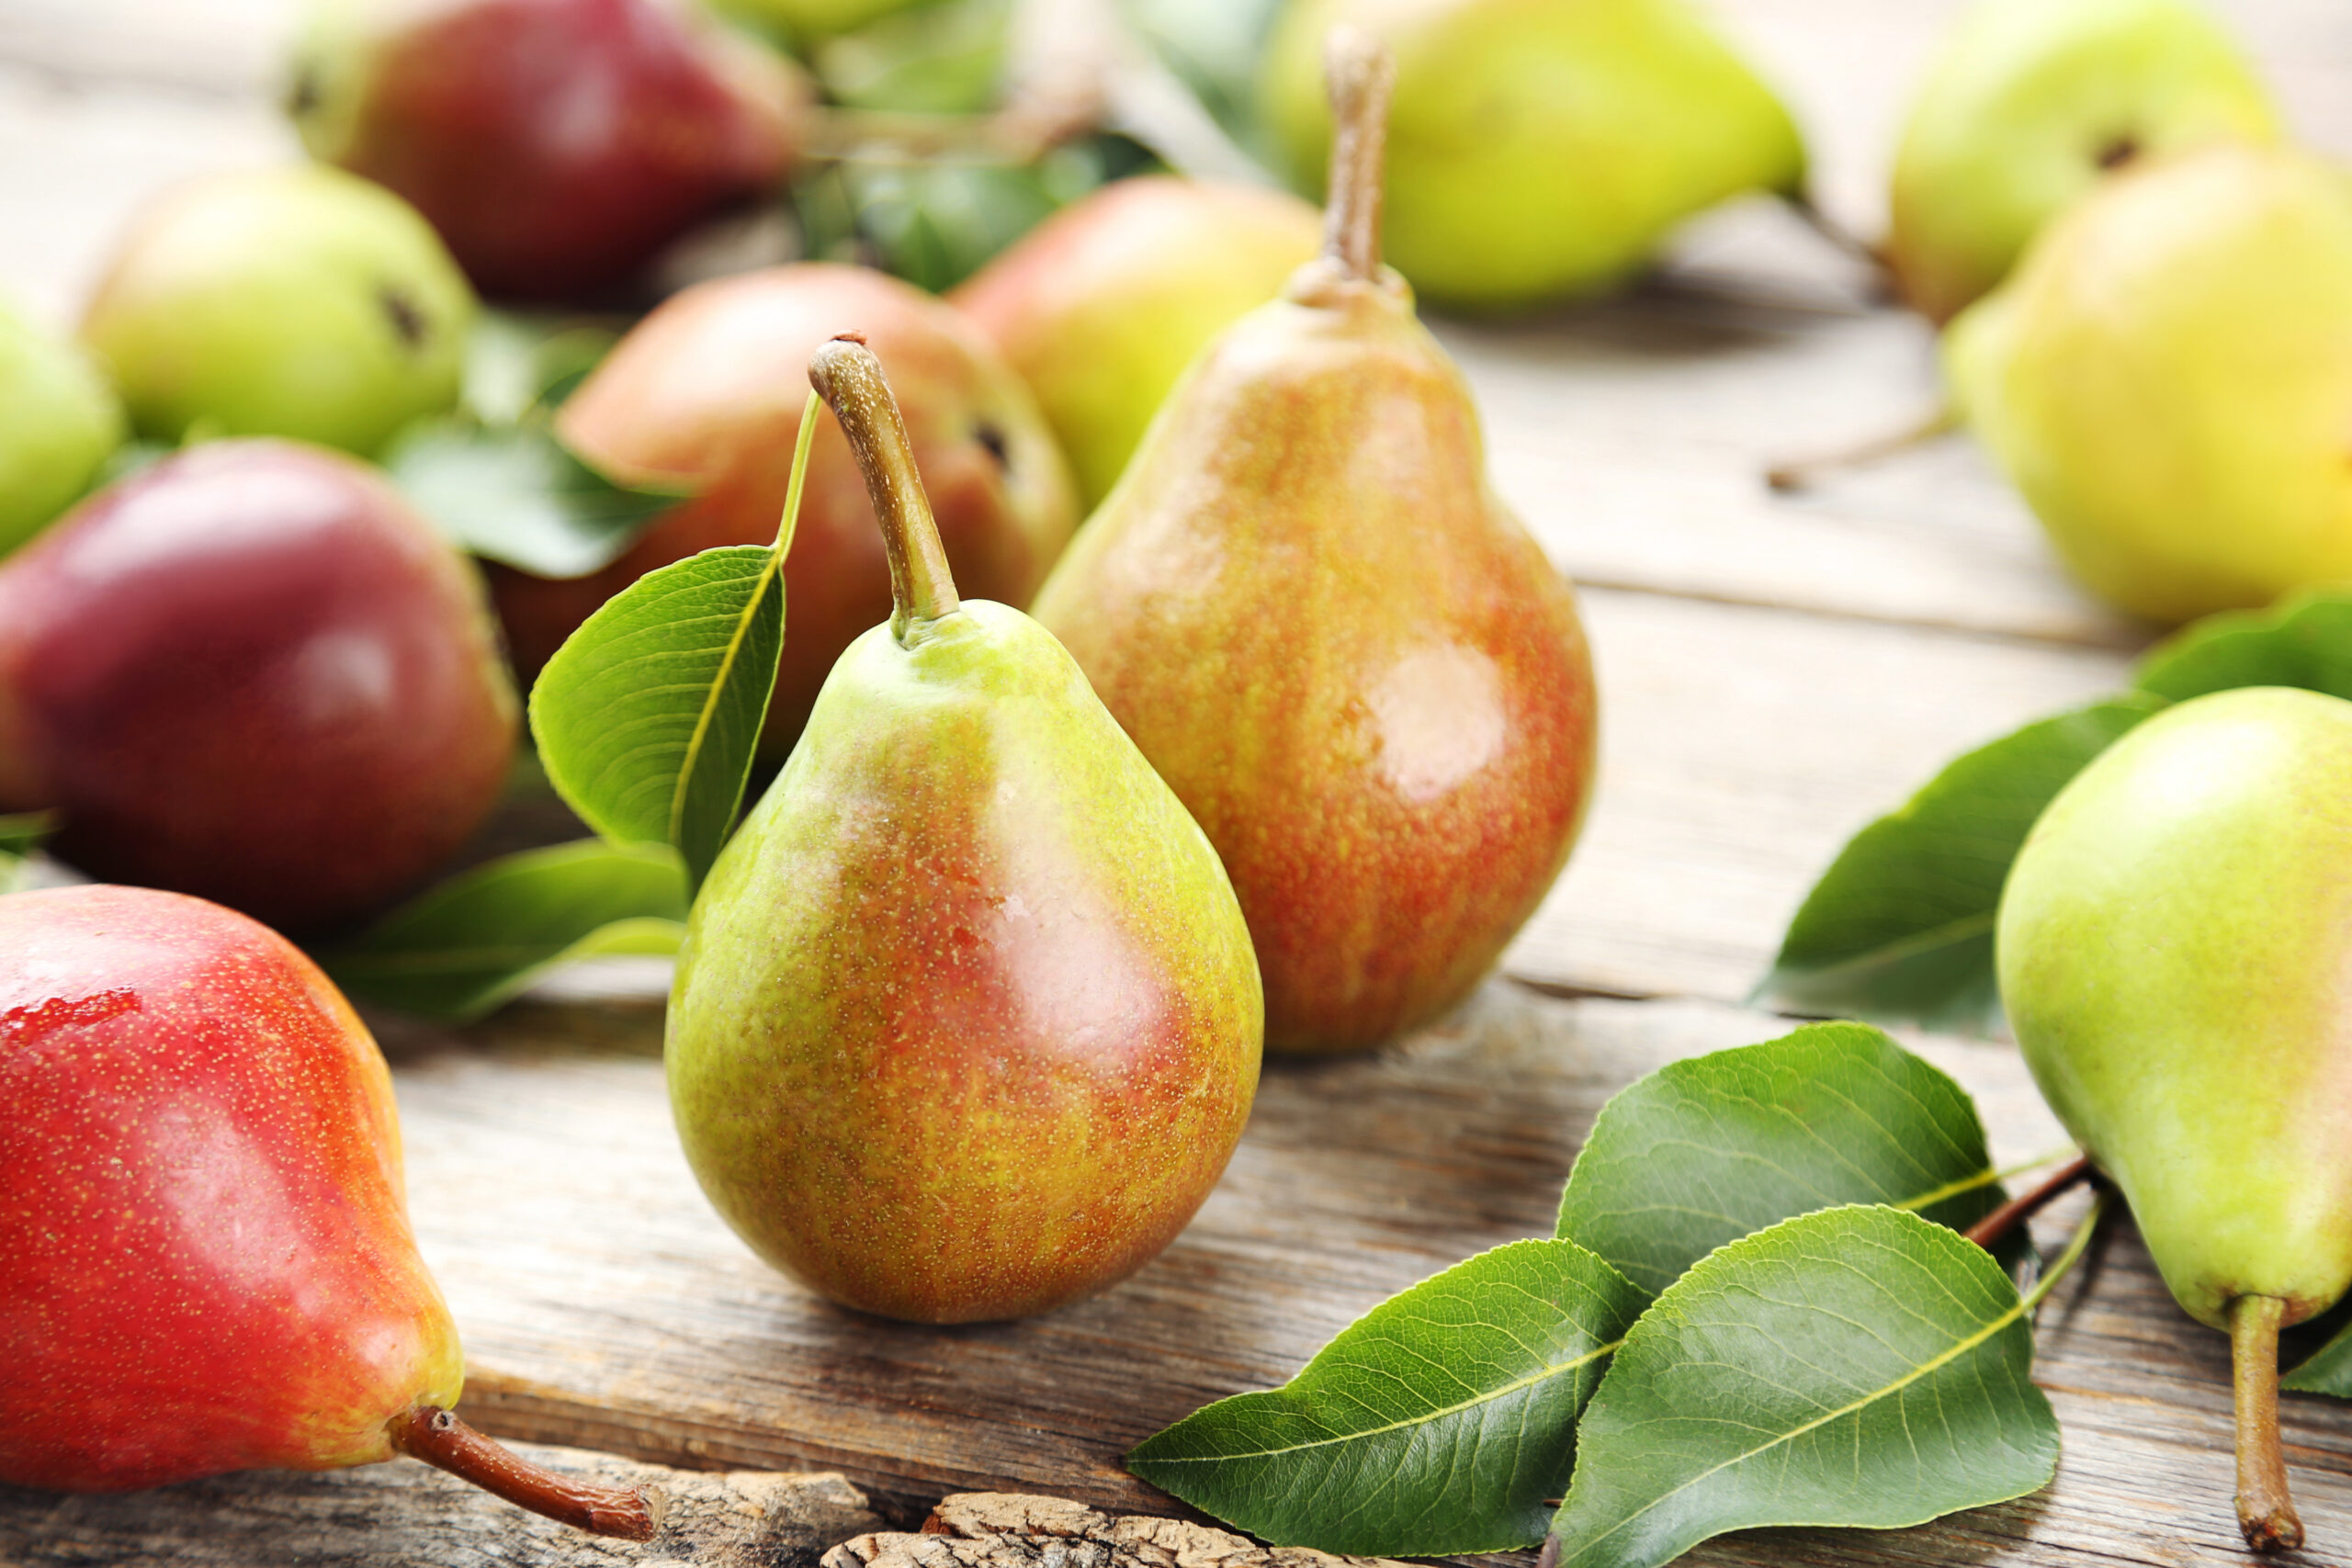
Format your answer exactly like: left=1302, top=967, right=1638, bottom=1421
left=2284, top=1309, right=2352, bottom=1398
left=462, top=310, right=622, bottom=424
left=528, top=389, right=821, bottom=894
left=1549, top=1205, right=2060, bottom=1568
left=1127, top=1238, right=1645, bottom=1556
left=385, top=416, right=684, bottom=580
left=0, top=811, right=55, bottom=892
left=2135, top=588, right=2352, bottom=705
left=317, top=840, right=687, bottom=1022
left=1755, top=695, right=2165, bottom=1033
left=1555, top=1021, right=2010, bottom=1298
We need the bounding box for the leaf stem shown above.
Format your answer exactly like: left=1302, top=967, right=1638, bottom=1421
left=2230, top=1294, right=2305, bottom=1552
left=1962, top=1155, right=2093, bottom=1253
left=2018, top=1190, right=2107, bottom=1316
left=776, top=388, right=822, bottom=556
left=1319, top=27, right=1394, bottom=283
left=386, top=1404, right=661, bottom=1540
left=1763, top=406, right=1958, bottom=493
left=808, top=335, right=959, bottom=643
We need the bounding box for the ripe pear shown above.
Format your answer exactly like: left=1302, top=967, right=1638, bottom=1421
left=495, top=263, right=1076, bottom=753
left=667, top=338, right=1261, bottom=1324
left=1888, top=0, right=2280, bottom=324
left=1257, top=0, right=1804, bottom=312
left=0, top=884, right=655, bottom=1538
left=0, top=298, right=123, bottom=558
left=1945, top=143, right=2352, bottom=625
left=1034, top=31, right=1598, bottom=1053
left=952, top=175, right=1323, bottom=509
left=289, top=0, right=807, bottom=303
left=82, top=165, right=475, bottom=457
left=1998, top=685, right=2352, bottom=1552
left=0, top=440, right=517, bottom=932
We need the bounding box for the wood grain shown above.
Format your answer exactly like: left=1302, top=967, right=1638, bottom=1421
left=355, top=985, right=2352, bottom=1563
left=828, top=1493, right=1409, bottom=1568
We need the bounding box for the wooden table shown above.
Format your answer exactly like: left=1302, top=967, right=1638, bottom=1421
left=4, top=2, right=2351, bottom=1563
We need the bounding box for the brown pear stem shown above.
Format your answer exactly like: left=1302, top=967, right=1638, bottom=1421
left=386, top=1405, right=661, bottom=1541
left=808, top=334, right=960, bottom=643
left=1763, top=406, right=1959, bottom=493
left=2230, top=1295, right=2305, bottom=1552
left=1319, top=27, right=1395, bottom=282
left=1962, top=1155, right=2094, bottom=1253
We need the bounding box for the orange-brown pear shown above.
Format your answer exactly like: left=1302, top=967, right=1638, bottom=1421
left=1031, top=30, right=1598, bottom=1054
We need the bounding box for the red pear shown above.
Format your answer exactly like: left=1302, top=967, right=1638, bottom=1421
left=0, top=440, right=517, bottom=932
left=289, top=0, right=808, bottom=302
left=493, top=263, right=1078, bottom=751
left=0, top=884, right=655, bottom=1538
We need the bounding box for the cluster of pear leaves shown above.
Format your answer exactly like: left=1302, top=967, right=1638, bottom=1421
left=1129, top=1021, right=2093, bottom=1566
left=316, top=381, right=824, bottom=1021
left=1758, top=588, right=2352, bottom=1035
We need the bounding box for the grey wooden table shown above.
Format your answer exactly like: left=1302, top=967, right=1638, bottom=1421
left=3, top=2, right=2350, bottom=1563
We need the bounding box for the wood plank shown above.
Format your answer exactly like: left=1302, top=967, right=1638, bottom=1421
left=0, top=1445, right=883, bottom=1565
left=349, top=984, right=2352, bottom=1563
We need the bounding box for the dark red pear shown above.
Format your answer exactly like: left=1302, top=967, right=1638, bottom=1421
left=492, top=263, right=1077, bottom=752
left=0, top=440, right=517, bottom=932
left=289, top=0, right=808, bottom=302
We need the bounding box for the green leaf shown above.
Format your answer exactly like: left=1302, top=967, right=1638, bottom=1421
left=1555, top=1021, right=2010, bottom=1299
left=462, top=310, right=623, bottom=425
left=2284, top=1307, right=2352, bottom=1397
left=527, top=389, right=820, bottom=894
left=385, top=416, right=683, bottom=580
left=317, top=840, right=686, bottom=1022
left=2135, top=589, right=2352, bottom=704
left=0, top=810, right=55, bottom=892
left=1755, top=696, right=2165, bottom=1033
left=812, top=0, right=1012, bottom=114
left=1550, top=1205, right=2060, bottom=1568
left=1127, top=1238, right=1645, bottom=1556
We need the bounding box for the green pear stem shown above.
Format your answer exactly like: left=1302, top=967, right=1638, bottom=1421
left=808, top=334, right=960, bottom=644
left=386, top=1404, right=662, bottom=1541
left=2229, top=1295, right=2305, bottom=1553
left=1763, top=406, right=1958, bottom=493
left=1962, top=1154, right=2093, bottom=1253
left=1319, top=27, right=1395, bottom=282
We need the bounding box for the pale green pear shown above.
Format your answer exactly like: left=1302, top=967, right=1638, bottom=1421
left=83, top=165, right=476, bottom=457
left=0, top=299, right=124, bottom=558
left=706, top=0, right=931, bottom=45
left=1998, top=684, right=2352, bottom=1551
left=1888, top=0, right=2278, bottom=324
left=1257, top=0, right=1804, bottom=312
left=1946, top=143, right=2352, bottom=625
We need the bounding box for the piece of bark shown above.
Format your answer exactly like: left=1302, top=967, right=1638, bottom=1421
left=0, top=1445, right=880, bottom=1567
left=824, top=1494, right=1408, bottom=1568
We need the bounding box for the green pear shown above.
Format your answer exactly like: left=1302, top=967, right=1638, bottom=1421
left=952, top=175, right=1324, bottom=508
left=1998, top=685, right=2352, bottom=1552
left=0, top=299, right=123, bottom=558
left=666, top=337, right=1262, bottom=1325
left=83, top=165, right=476, bottom=457
left=1035, top=32, right=1598, bottom=1052
left=1888, top=0, right=2279, bottom=324
left=707, top=0, right=931, bottom=46
left=1256, top=0, right=1804, bottom=312
left=1946, top=142, right=2352, bottom=625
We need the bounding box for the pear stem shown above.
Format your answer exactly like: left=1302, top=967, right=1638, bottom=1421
left=1763, top=406, right=1958, bottom=493
left=1319, top=27, right=1395, bottom=282
left=2229, top=1295, right=2305, bottom=1552
left=808, top=334, right=960, bottom=644
left=1962, top=1154, right=2093, bottom=1253
left=387, top=1405, right=661, bottom=1540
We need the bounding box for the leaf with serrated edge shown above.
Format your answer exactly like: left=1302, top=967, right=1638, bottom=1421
left=1756, top=696, right=2162, bottom=1034
left=1556, top=1021, right=2010, bottom=1298
left=2136, top=588, right=2352, bottom=704
left=1127, top=1238, right=1645, bottom=1556
left=529, top=389, right=821, bottom=894
left=318, top=840, right=687, bottom=1021
left=386, top=416, right=682, bottom=580
left=1551, top=1205, right=2058, bottom=1568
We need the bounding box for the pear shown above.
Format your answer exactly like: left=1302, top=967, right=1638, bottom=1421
left=1256, top=0, right=1804, bottom=312
left=954, top=175, right=1324, bottom=509
left=0, top=883, right=656, bottom=1539
left=0, top=298, right=123, bottom=558
left=82, top=165, right=476, bottom=457
left=666, top=337, right=1262, bottom=1324
left=1998, top=685, right=2352, bottom=1552
left=708, top=0, right=930, bottom=47
left=1034, top=31, right=1598, bottom=1053
left=1945, top=143, right=2352, bottom=625
left=1888, top=0, right=2279, bottom=325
